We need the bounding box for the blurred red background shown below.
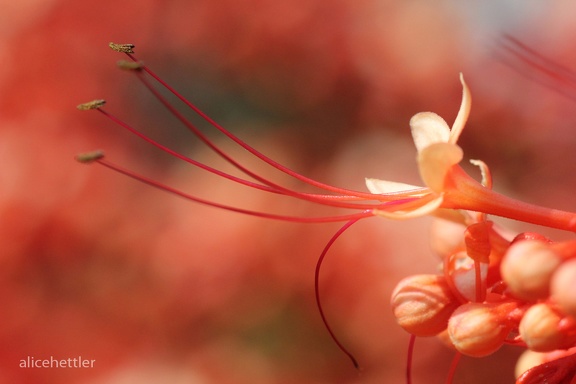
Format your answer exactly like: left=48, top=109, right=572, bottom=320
left=2, top=1, right=576, bottom=383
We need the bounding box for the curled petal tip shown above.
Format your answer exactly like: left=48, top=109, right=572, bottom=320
left=450, top=74, right=471, bottom=144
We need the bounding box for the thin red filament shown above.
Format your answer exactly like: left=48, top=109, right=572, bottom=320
left=314, top=217, right=365, bottom=369
left=122, top=51, right=385, bottom=200
left=446, top=352, right=462, bottom=384
left=406, top=334, right=416, bottom=384
left=498, top=34, right=576, bottom=102
left=95, top=157, right=375, bottom=224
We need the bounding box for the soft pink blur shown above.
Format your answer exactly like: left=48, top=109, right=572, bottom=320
left=2, top=1, right=576, bottom=383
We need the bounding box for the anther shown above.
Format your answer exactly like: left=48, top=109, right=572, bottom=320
left=75, top=150, right=105, bottom=163
left=108, top=42, right=135, bottom=54
left=117, top=60, right=143, bottom=71
left=77, top=99, right=106, bottom=110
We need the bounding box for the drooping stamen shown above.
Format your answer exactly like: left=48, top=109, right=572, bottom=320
left=314, top=217, right=365, bottom=369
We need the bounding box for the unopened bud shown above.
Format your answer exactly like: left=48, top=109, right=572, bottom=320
left=448, top=302, right=514, bottom=357
left=501, top=240, right=562, bottom=301
left=391, top=274, right=459, bottom=337
left=429, top=218, right=466, bottom=258
left=515, top=350, right=546, bottom=379
left=551, top=259, right=576, bottom=318
left=519, top=303, right=576, bottom=352
left=515, top=348, right=576, bottom=384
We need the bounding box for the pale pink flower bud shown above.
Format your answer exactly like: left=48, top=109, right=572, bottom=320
left=429, top=218, right=466, bottom=258
left=515, top=350, right=546, bottom=379
left=515, top=347, right=576, bottom=384
left=391, top=274, right=459, bottom=337
left=520, top=303, right=576, bottom=352
left=551, top=259, right=576, bottom=318
left=448, top=302, right=514, bottom=357
left=501, top=240, right=562, bottom=301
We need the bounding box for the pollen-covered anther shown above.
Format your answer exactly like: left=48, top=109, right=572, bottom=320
left=108, top=42, right=135, bottom=53
left=75, top=150, right=105, bottom=163
left=117, top=60, right=143, bottom=71
left=500, top=240, right=562, bottom=301
left=519, top=303, right=576, bottom=352
left=76, top=99, right=106, bottom=110
left=390, top=274, right=460, bottom=337
left=448, top=302, right=516, bottom=357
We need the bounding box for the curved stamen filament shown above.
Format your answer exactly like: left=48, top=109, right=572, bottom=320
left=95, top=107, right=396, bottom=211
left=498, top=35, right=576, bottom=102
left=93, top=156, right=377, bottom=224
left=314, top=216, right=365, bottom=369
left=121, top=51, right=383, bottom=200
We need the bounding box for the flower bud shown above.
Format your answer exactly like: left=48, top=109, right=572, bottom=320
left=515, top=348, right=576, bottom=384
left=520, top=303, right=576, bottom=352
left=391, top=274, right=459, bottom=337
left=501, top=240, right=562, bottom=301
left=515, top=350, right=546, bottom=380
left=551, top=259, right=576, bottom=318
left=448, top=302, right=513, bottom=357
left=429, top=219, right=465, bottom=258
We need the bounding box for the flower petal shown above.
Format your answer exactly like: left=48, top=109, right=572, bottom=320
left=365, top=178, right=427, bottom=195
left=410, top=112, right=451, bottom=153
left=373, top=195, right=444, bottom=219
left=418, top=142, right=464, bottom=193
left=449, top=73, right=471, bottom=144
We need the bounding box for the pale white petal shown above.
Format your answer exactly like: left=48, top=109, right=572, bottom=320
left=418, top=143, right=463, bottom=193
left=469, top=159, right=492, bottom=189
left=373, top=195, right=444, bottom=220
left=410, top=112, right=451, bottom=153
left=449, top=73, right=471, bottom=144
left=365, top=178, right=427, bottom=195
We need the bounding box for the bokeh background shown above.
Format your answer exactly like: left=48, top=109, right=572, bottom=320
left=2, top=1, right=576, bottom=383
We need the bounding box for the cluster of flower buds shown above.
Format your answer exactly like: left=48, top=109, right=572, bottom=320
left=392, top=216, right=576, bottom=381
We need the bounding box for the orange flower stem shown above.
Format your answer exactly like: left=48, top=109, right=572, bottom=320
left=443, top=166, right=576, bottom=232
